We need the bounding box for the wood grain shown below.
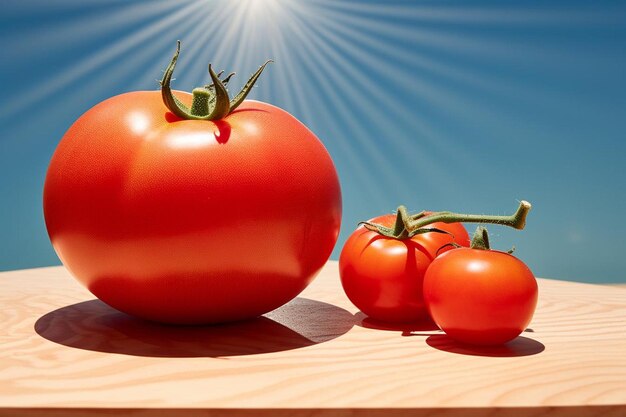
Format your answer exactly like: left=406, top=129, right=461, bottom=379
left=1, top=262, right=625, bottom=417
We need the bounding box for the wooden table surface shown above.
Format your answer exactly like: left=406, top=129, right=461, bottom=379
left=1, top=262, right=625, bottom=417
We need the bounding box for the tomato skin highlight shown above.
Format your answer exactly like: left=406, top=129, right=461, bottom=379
left=339, top=214, right=469, bottom=323
left=44, top=91, right=342, bottom=324
left=423, top=248, right=538, bottom=345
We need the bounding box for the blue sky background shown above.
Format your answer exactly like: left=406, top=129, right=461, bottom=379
left=1, top=0, right=624, bottom=282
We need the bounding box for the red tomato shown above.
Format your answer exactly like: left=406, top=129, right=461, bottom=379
left=44, top=91, right=341, bottom=324
left=423, top=248, right=538, bottom=345
left=339, top=213, right=469, bottom=323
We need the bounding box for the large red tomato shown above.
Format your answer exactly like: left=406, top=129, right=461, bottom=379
left=423, top=245, right=538, bottom=346
left=339, top=212, right=469, bottom=323
left=44, top=49, right=341, bottom=324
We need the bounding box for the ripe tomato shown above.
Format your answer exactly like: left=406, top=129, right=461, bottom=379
left=44, top=68, right=341, bottom=324
left=423, top=247, right=538, bottom=345
left=339, top=213, right=469, bottom=323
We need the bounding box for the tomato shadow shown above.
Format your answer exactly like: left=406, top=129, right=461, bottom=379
left=34, top=297, right=355, bottom=358
left=425, top=334, right=545, bottom=357
left=354, top=312, right=440, bottom=333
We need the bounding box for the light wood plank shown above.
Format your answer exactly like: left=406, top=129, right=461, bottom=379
left=1, top=262, right=625, bottom=417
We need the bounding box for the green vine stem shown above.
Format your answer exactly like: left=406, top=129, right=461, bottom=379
left=159, top=41, right=272, bottom=121
left=361, top=200, right=532, bottom=239
left=409, top=200, right=531, bottom=231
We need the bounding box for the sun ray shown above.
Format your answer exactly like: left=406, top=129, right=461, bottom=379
left=314, top=0, right=622, bottom=26
left=278, top=10, right=403, bottom=204
left=183, top=3, right=246, bottom=89
left=0, top=0, right=205, bottom=123
left=314, top=6, right=572, bottom=67
left=297, top=7, right=486, bottom=169
left=84, top=8, right=210, bottom=94
left=239, top=2, right=389, bottom=206
left=299, top=4, right=547, bottom=166
left=168, top=7, right=236, bottom=90
left=285, top=9, right=463, bottom=191
left=8, top=0, right=186, bottom=62
left=208, top=3, right=250, bottom=66
left=264, top=13, right=300, bottom=116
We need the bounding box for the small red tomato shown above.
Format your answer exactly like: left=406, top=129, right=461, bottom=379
left=339, top=211, right=469, bottom=323
left=339, top=202, right=533, bottom=324
left=423, top=244, right=538, bottom=346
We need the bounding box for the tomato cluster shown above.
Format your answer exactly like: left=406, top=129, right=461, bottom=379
left=43, top=42, right=538, bottom=345
left=340, top=202, right=537, bottom=346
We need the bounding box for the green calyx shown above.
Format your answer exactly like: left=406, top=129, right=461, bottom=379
left=470, top=226, right=516, bottom=253
left=159, top=41, right=272, bottom=121
left=361, top=200, right=532, bottom=240
left=470, top=226, right=491, bottom=250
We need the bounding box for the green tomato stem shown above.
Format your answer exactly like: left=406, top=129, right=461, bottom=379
left=361, top=200, right=532, bottom=240
left=159, top=41, right=272, bottom=121
left=406, top=200, right=531, bottom=231
left=190, top=88, right=210, bottom=116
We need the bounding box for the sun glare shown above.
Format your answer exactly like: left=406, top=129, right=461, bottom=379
left=233, top=0, right=285, bottom=17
